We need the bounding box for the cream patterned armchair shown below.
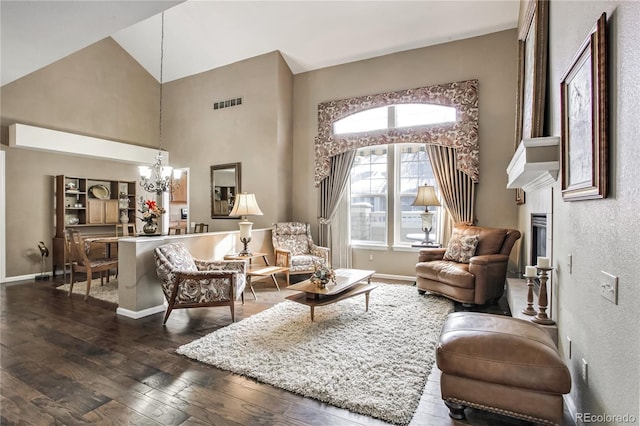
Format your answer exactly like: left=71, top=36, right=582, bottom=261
left=272, top=222, right=330, bottom=276
left=154, top=242, right=246, bottom=324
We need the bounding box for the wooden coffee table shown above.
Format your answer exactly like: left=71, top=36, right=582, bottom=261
left=285, top=268, right=376, bottom=321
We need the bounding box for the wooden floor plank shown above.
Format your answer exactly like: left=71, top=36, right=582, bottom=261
left=0, top=395, right=59, bottom=426
left=1, top=277, right=573, bottom=426
left=81, top=400, right=164, bottom=425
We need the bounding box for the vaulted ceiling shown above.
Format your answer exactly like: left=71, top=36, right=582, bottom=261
left=1, top=1, right=520, bottom=87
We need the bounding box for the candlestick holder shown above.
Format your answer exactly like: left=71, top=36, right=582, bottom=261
left=532, top=265, right=555, bottom=325
left=521, top=275, right=537, bottom=316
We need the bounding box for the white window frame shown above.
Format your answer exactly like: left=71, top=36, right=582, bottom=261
left=349, top=145, right=389, bottom=247
left=340, top=103, right=451, bottom=250
left=392, top=144, right=439, bottom=248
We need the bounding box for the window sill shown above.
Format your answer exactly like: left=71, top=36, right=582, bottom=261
left=350, top=244, right=421, bottom=253
left=391, top=245, right=420, bottom=252
left=350, top=244, right=389, bottom=251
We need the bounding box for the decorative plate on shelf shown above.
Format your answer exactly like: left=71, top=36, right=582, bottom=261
left=89, top=184, right=110, bottom=200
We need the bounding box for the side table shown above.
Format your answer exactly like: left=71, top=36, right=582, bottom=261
left=407, top=233, right=441, bottom=249
left=223, top=252, right=289, bottom=299
left=411, top=243, right=441, bottom=249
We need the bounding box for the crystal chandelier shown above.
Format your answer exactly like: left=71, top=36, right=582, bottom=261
left=139, top=151, right=179, bottom=194
left=139, top=11, right=180, bottom=195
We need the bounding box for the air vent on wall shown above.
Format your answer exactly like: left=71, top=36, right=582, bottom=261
left=213, top=97, right=242, bottom=110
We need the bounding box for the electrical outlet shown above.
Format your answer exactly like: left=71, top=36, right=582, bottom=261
left=600, top=271, right=618, bottom=304
left=369, top=254, right=374, bottom=261
left=581, top=358, right=588, bottom=384
left=568, top=254, right=572, bottom=274
left=566, top=336, right=572, bottom=359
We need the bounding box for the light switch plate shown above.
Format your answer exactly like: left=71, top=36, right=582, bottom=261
left=581, top=358, right=588, bottom=384
left=600, top=271, right=618, bottom=304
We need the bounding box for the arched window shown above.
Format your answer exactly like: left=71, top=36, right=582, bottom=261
left=316, top=80, right=478, bottom=261
left=315, top=80, right=479, bottom=187
left=334, top=104, right=457, bottom=135
left=331, top=104, right=453, bottom=246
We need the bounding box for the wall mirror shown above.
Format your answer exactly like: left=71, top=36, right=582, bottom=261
left=211, top=162, right=241, bottom=218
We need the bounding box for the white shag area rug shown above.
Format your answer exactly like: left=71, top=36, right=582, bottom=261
left=56, top=278, right=118, bottom=304
left=177, top=283, right=453, bottom=425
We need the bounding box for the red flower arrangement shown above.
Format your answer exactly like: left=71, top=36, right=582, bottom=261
left=138, top=197, right=166, bottom=225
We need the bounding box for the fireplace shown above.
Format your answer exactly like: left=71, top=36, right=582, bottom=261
left=531, top=214, right=547, bottom=293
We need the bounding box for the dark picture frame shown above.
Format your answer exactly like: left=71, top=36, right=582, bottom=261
left=210, top=162, right=241, bottom=218
left=514, top=0, right=548, bottom=205
left=560, top=13, right=608, bottom=201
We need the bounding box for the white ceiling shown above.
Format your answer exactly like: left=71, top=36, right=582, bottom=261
left=1, top=1, right=520, bottom=87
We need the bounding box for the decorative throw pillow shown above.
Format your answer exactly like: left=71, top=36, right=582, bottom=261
left=443, top=234, right=480, bottom=263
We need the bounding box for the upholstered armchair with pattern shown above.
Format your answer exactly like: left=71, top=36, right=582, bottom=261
left=154, top=242, right=246, bottom=324
left=272, top=222, right=330, bottom=276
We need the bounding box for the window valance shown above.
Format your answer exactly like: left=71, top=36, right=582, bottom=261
left=314, top=79, right=479, bottom=186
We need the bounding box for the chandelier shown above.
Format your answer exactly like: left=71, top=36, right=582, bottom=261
left=139, top=151, right=179, bottom=194
left=139, top=11, right=180, bottom=195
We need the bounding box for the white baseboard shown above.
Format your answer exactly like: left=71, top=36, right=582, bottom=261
left=2, top=272, right=52, bottom=283
left=372, top=273, right=415, bottom=282
left=116, top=304, right=165, bottom=319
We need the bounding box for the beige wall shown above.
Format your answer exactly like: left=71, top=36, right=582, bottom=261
left=1, top=29, right=520, bottom=279
left=1, top=45, right=294, bottom=277
left=519, top=0, right=639, bottom=419
left=162, top=51, right=293, bottom=233
left=0, top=38, right=158, bottom=277
left=292, top=29, right=520, bottom=276
left=276, top=53, right=294, bottom=223
left=0, top=38, right=159, bottom=146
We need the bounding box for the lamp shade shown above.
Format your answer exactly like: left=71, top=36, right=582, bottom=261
left=229, top=193, right=264, bottom=217
left=412, top=185, right=441, bottom=207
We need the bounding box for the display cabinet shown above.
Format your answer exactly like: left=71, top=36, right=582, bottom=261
left=52, top=175, right=137, bottom=275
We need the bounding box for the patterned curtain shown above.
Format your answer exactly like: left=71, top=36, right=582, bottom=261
left=426, top=144, right=476, bottom=230
left=318, top=150, right=356, bottom=265
left=330, top=194, right=352, bottom=268
left=314, top=79, right=479, bottom=186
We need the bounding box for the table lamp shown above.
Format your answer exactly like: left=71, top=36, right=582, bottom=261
left=229, top=193, right=263, bottom=255
left=411, top=184, right=441, bottom=245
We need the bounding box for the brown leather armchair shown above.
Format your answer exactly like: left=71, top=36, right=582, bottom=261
left=415, top=224, right=521, bottom=305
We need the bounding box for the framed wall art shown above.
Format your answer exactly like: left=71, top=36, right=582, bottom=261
left=514, top=0, right=549, bottom=205
left=560, top=13, right=608, bottom=201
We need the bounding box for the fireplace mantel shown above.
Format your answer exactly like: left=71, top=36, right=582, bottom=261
left=506, top=136, right=560, bottom=192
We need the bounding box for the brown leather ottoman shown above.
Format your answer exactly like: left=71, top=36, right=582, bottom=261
left=436, top=312, right=571, bottom=425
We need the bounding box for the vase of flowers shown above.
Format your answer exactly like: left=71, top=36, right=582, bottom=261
left=138, top=197, right=165, bottom=234
left=310, top=263, right=335, bottom=289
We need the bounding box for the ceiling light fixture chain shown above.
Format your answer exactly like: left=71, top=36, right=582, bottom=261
left=158, top=11, right=164, bottom=152
left=139, top=11, right=180, bottom=195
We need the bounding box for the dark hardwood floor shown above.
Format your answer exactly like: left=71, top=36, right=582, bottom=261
left=1, top=275, right=568, bottom=425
